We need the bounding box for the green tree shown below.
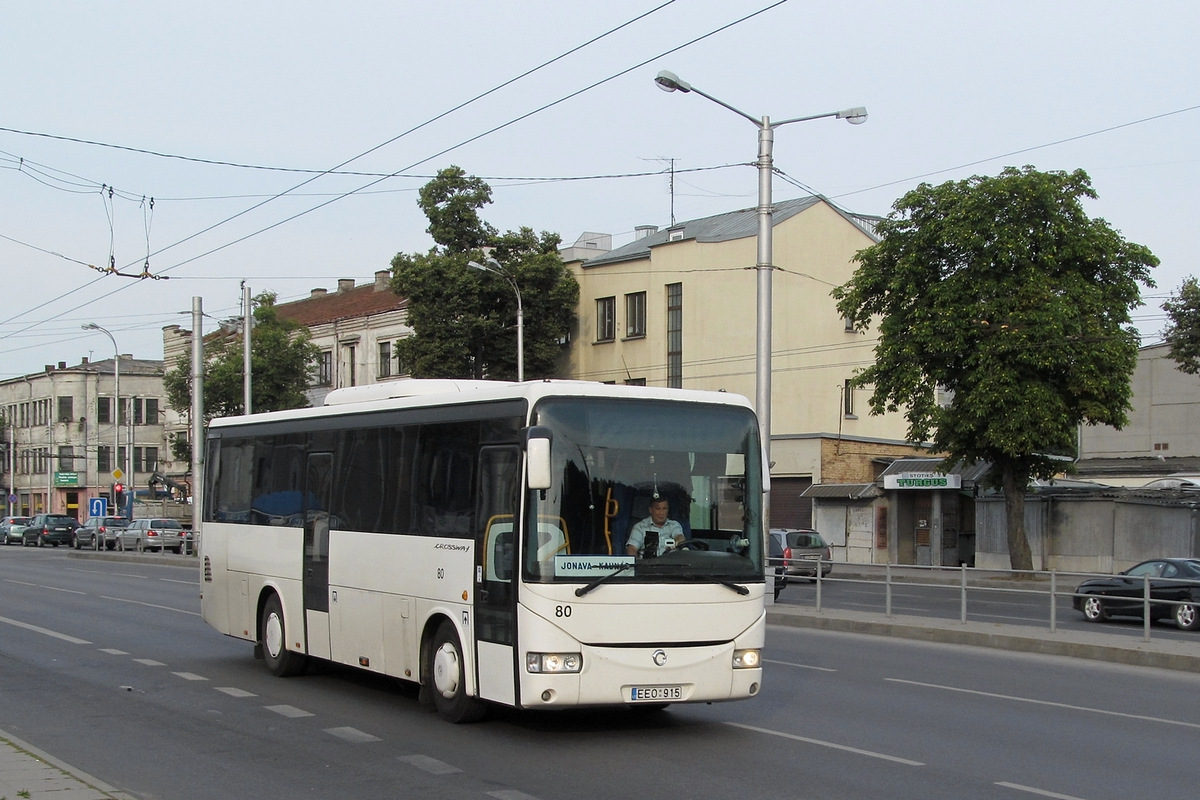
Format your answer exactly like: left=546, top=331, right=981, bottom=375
left=391, top=166, right=578, bottom=380
left=834, top=166, right=1157, bottom=571
left=164, top=292, right=320, bottom=459
left=1162, top=276, right=1200, bottom=373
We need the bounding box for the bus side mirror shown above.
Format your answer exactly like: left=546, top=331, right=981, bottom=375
left=526, top=427, right=552, bottom=491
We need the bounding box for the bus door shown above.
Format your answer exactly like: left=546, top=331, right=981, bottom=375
left=303, top=452, right=333, bottom=660
left=474, top=445, right=520, bottom=705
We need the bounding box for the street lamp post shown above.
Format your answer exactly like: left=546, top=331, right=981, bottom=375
left=82, top=322, right=119, bottom=548
left=653, top=70, right=866, bottom=479
left=468, top=257, right=524, bottom=382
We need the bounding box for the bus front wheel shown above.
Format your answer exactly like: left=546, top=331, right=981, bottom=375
left=261, top=594, right=305, bottom=677
left=428, top=622, right=486, bottom=723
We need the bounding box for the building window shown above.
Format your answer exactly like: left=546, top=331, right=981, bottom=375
left=133, top=398, right=144, bottom=425
left=145, top=398, right=159, bottom=425
left=844, top=316, right=855, bottom=332
left=57, top=396, right=73, bottom=423
left=98, top=397, right=112, bottom=424
left=133, top=447, right=143, bottom=472
left=596, top=297, right=616, bottom=342
left=344, top=345, right=357, bottom=387
left=843, top=378, right=856, bottom=418
left=98, top=446, right=111, bottom=474
left=624, top=377, right=646, bottom=386
left=378, top=341, right=393, bottom=378
left=57, top=446, right=75, bottom=471
left=144, top=447, right=159, bottom=473
left=625, top=292, right=647, bottom=338
left=666, top=283, right=682, bottom=389
left=317, top=351, right=333, bottom=386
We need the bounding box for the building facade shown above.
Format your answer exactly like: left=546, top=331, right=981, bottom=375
left=161, top=272, right=411, bottom=454
left=1076, top=343, right=1200, bottom=485
left=1, top=356, right=173, bottom=521
left=562, top=197, right=925, bottom=529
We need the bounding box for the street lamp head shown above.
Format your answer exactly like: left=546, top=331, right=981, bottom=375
left=837, top=106, right=868, bottom=125
left=654, top=70, right=691, bottom=93
left=82, top=323, right=99, bottom=331
left=467, top=257, right=504, bottom=274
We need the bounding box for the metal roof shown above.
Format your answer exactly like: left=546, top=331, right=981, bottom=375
left=800, top=483, right=880, bottom=499
left=581, top=196, right=880, bottom=268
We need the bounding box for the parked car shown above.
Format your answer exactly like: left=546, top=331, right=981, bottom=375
left=1073, top=558, right=1200, bottom=631
left=117, top=518, right=185, bottom=553
left=766, top=531, right=789, bottom=601
left=23, top=514, right=78, bottom=547
left=73, top=516, right=130, bottom=550
left=771, top=528, right=833, bottom=579
left=1, top=516, right=30, bottom=545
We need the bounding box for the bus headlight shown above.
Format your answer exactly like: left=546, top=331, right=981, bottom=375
left=526, top=652, right=582, bottom=673
left=732, top=649, right=761, bottom=669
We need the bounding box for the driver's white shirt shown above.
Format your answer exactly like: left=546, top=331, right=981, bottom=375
left=627, top=517, right=684, bottom=556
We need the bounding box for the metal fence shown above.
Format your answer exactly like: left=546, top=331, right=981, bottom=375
left=770, top=559, right=1199, bottom=643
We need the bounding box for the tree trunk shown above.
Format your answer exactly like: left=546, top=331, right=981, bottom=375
left=1001, top=463, right=1034, bottom=571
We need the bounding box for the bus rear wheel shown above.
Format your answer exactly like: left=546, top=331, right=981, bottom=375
left=261, top=594, right=305, bottom=677
left=428, top=622, right=486, bottom=723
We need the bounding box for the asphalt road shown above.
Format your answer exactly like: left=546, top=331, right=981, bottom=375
left=2, top=547, right=1198, bottom=800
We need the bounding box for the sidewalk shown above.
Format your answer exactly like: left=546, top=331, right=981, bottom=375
left=0, top=729, right=128, bottom=800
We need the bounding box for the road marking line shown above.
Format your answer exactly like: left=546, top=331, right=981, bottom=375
left=173, top=672, right=208, bottom=681
left=100, top=595, right=200, bottom=616
left=887, top=678, right=1200, bottom=729
left=764, top=658, right=837, bottom=672
left=724, top=722, right=925, bottom=765
left=398, top=754, right=463, bottom=774
left=99, top=648, right=129, bottom=655
left=266, top=704, right=313, bottom=718
left=215, top=687, right=257, bottom=698
left=325, top=726, right=381, bottom=743
left=488, top=792, right=541, bottom=800
left=134, top=658, right=165, bottom=666
left=996, top=781, right=1089, bottom=799
left=5, top=579, right=85, bottom=595
left=0, top=614, right=91, bottom=644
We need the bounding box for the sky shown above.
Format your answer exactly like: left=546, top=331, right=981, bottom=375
left=2, top=0, right=1197, bottom=380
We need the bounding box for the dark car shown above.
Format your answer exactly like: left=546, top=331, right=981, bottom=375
left=23, top=514, right=78, bottom=547
left=766, top=531, right=789, bottom=601
left=771, top=528, right=833, bottom=579
left=73, top=516, right=130, bottom=550
left=1, top=516, right=30, bottom=546
left=1073, top=558, right=1200, bottom=631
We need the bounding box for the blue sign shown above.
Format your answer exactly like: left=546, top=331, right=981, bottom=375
left=88, top=497, right=108, bottom=518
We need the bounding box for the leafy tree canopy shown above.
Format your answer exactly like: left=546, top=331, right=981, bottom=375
left=834, top=166, right=1157, bottom=569
left=164, top=291, right=320, bottom=457
left=1162, top=276, right=1200, bottom=374
left=391, top=166, right=578, bottom=380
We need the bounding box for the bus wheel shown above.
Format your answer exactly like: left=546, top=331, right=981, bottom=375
left=261, top=594, right=305, bottom=677
left=429, top=622, right=486, bottom=723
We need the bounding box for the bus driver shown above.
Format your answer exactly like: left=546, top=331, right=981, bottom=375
left=626, top=496, right=684, bottom=557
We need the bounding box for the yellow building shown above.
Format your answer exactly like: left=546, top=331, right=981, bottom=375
left=563, top=196, right=924, bottom=529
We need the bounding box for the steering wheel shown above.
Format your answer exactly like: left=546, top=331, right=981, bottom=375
left=676, top=539, right=709, bottom=551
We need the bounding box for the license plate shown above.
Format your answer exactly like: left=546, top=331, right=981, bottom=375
left=629, top=685, right=682, bottom=702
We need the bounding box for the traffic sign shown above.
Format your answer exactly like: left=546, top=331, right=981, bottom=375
left=112, top=469, right=124, bottom=481
left=89, top=497, right=108, bottom=517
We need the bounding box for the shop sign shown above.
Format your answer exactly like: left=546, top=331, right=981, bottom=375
left=883, top=472, right=961, bottom=490
left=54, top=471, right=80, bottom=487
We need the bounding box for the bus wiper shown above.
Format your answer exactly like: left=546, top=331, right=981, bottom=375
left=575, top=562, right=634, bottom=597
left=716, top=580, right=750, bottom=595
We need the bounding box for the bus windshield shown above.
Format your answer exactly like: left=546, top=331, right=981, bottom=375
left=526, top=397, right=763, bottom=586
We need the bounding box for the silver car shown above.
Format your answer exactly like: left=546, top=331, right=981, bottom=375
left=1, top=516, right=30, bottom=545
left=117, top=518, right=185, bottom=553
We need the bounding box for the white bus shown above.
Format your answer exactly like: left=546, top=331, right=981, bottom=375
left=200, top=379, right=767, bottom=722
